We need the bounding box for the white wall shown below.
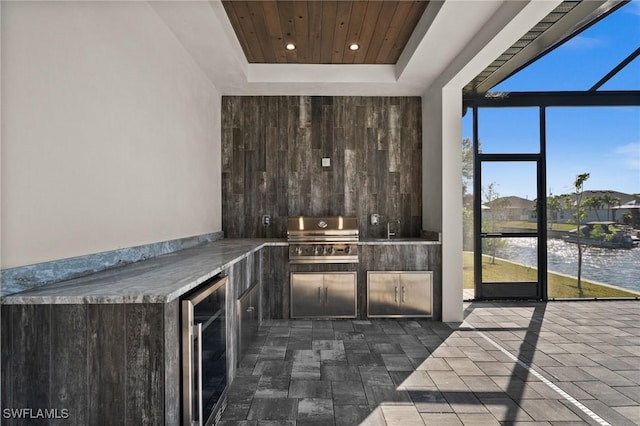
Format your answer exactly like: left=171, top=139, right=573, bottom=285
left=422, top=85, right=464, bottom=323
left=1, top=1, right=222, bottom=268
left=422, top=0, right=562, bottom=322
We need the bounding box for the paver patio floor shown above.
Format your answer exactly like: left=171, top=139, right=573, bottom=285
left=221, top=301, right=639, bottom=425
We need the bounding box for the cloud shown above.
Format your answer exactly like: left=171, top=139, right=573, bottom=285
left=614, top=142, right=640, bottom=171
left=563, top=35, right=606, bottom=50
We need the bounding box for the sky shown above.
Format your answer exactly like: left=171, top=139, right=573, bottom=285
left=462, top=1, right=640, bottom=200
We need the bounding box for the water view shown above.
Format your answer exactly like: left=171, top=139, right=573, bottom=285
left=495, top=238, right=640, bottom=294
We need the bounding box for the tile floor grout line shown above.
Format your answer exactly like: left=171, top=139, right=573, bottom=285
left=464, top=322, right=612, bottom=426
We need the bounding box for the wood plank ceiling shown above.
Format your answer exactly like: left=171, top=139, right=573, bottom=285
left=222, top=1, right=429, bottom=64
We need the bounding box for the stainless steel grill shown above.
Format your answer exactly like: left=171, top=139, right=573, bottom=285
left=287, top=216, right=359, bottom=264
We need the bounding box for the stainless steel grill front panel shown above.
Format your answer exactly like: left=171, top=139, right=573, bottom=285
left=288, top=243, right=358, bottom=264
left=287, top=216, right=359, bottom=237
left=286, top=216, right=359, bottom=264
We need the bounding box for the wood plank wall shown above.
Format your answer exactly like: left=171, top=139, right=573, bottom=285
left=261, top=246, right=290, bottom=320
left=222, top=96, right=422, bottom=239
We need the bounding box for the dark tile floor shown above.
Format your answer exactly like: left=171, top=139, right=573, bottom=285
left=221, top=301, right=640, bottom=425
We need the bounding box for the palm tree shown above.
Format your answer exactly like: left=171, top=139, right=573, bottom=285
left=601, top=194, right=620, bottom=221
left=547, top=194, right=570, bottom=226
left=583, top=196, right=603, bottom=220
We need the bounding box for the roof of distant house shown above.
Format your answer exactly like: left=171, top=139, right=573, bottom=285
left=484, top=196, right=535, bottom=209
left=561, top=190, right=635, bottom=204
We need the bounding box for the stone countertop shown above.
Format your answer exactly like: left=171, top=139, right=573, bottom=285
left=1, top=239, right=287, bottom=305
left=1, top=236, right=440, bottom=305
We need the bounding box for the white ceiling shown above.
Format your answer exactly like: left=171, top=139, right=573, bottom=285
left=150, top=0, right=562, bottom=96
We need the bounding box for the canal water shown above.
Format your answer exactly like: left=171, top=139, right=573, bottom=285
left=495, top=237, right=640, bottom=294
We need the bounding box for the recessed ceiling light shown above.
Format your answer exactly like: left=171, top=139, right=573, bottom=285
left=349, top=43, right=360, bottom=51
left=285, top=43, right=296, bottom=51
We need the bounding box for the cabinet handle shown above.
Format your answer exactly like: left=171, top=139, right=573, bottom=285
left=196, top=322, right=203, bottom=426
left=325, top=287, right=328, bottom=304
left=394, top=286, right=398, bottom=303
left=319, top=287, right=322, bottom=303
left=402, top=286, right=406, bottom=303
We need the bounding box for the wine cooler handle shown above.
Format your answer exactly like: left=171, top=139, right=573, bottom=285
left=197, top=322, right=203, bottom=426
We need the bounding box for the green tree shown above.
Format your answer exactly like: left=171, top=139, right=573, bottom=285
left=547, top=194, right=571, bottom=225
left=589, top=223, right=617, bottom=245
left=482, top=182, right=509, bottom=264
left=462, top=138, right=474, bottom=250
left=601, top=194, right=621, bottom=221
left=462, top=137, right=473, bottom=197
left=583, top=196, right=603, bottom=220
left=569, top=173, right=590, bottom=296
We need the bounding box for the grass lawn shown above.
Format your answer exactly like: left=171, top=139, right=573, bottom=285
left=462, top=251, right=638, bottom=298
left=501, top=221, right=575, bottom=231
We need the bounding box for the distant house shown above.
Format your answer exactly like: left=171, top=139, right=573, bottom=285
left=481, top=191, right=636, bottom=225
left=612, top=197, right=640, bottom=228
left=483, top=196, right=535, bottom=222
left=549, top=190, right=635, bottom=223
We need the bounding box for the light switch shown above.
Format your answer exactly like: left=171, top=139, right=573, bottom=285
left=322, top=157, right=331, bottom=168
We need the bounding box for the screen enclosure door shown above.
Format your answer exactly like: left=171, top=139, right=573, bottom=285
left=475, top=160, right=545, bottom=299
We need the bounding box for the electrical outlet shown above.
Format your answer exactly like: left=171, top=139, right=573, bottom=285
left=262, top=215, right=271, bottom=225
left=370, top=213, right=381, bottom=225
left=322, top=157, right=331, bottom=168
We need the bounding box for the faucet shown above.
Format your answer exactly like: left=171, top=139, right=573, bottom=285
left=387, top=219, right=400, bottom=239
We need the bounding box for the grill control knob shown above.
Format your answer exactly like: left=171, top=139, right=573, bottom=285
left=312, top=246, right=320, bottom=255
left=344, top=245, right=352, bottom=255
left=328, top=246, right=336, bottom=254
left=294, top=246, right=303, bottom=255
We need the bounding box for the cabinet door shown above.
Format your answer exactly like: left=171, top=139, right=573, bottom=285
left=400, top=273, right=432, bottom=317
left=291, top=273, right=324, bottom=318
left=237, top=289, right=252, bottom=363
left=241, top=284, right=259, bottom=357
left=323, top=273, right=356, bottom=318
left=367, top=272, right=401, bottom=317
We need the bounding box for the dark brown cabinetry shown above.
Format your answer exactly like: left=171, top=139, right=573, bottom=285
left=237, top=282, right=260, bottom=365
left=1, top=302, right=178, bottom=425
left=0, top=250, right=263, bottom=425
left=0, top=241, right=443, bottom=424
